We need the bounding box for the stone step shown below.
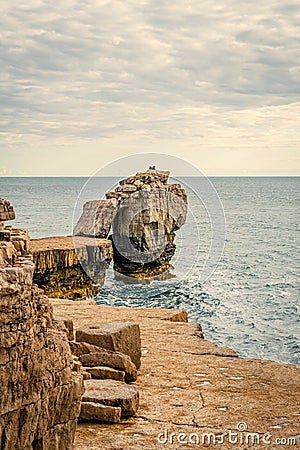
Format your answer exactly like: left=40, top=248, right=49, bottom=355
left=85, top=366, right=125, bottom=382
left=82, top=379, right=139, bottom=418
left=71, top=341, right=137, bottom=382
left=76, top=322, right=141, bottom=369
left=80, top=402, right=121, bottom=423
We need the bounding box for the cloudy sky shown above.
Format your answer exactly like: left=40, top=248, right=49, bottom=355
left=1, top=0, right=300, bottom=175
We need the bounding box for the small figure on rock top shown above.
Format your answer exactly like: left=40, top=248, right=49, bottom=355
left=148, top=165, right=156, bottom=171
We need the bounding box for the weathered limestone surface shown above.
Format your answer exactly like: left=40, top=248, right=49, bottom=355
left=76, top=322, right=141, bottom=369
left=31, top=236, right=113, bottom=299
left=68, top=317, right=141, bottom=424
left=0, top=202, right=84, bottom=450
left=51, top=300, right=300, bottom=450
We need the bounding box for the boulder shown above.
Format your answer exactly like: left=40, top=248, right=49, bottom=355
left=76, top=322, right=141, bottom=369
left=82, top=379, right=139, bottom=418
left=71, top=341, right=138, bottom=382
left=80, top=402, right=121, bottom=423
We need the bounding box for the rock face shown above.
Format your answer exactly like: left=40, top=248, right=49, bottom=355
left=31, top=236, right=113, bottom=300
left=0, top=200, right=83, bottom=450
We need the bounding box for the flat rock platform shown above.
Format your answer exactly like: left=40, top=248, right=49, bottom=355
left=51, top=299, right=300, bottom=450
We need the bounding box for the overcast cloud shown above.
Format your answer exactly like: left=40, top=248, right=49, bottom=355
left=1, top=0, right=300, bottom=175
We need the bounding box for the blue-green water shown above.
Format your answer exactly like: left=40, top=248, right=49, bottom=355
left=0, top=176, right=299, bottom=366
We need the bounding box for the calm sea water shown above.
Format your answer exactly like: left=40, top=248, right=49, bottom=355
left=0, top=176, right=299, bottom=366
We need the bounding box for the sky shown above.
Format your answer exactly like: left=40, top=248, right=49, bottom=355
left=1, top=0, right=300, bottom=176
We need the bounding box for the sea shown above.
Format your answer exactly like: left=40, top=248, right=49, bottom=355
left=0, top=176, right=299, bottom=366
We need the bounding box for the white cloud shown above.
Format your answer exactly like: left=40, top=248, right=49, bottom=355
left=0, top=0, right=300, bottom=174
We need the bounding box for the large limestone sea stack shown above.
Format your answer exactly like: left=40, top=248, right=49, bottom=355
left=74, top=169, right=188, bottom=280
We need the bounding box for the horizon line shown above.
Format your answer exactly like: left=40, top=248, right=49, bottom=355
left=0, top=175, right=299, bottom=178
